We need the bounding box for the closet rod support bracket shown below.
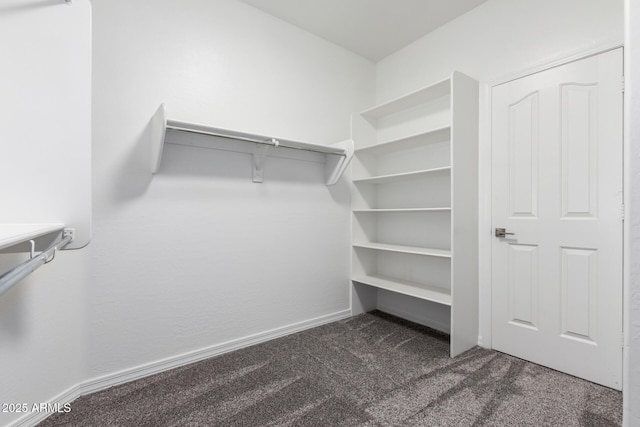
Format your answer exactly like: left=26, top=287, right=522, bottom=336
left=29, top=240, right=36, bottom=259
left=252, top=140, right=277, bottom=183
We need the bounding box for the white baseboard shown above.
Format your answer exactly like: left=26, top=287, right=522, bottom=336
left=81, top=309, right=351, bottom=396
left=10, top=384, right=81, bottom=427
left=377, top=303, right=451, bottom=334
left=9, top=309, right=351, bottom=427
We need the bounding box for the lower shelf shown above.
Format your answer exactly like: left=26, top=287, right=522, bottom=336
left=352, top=274, right=452, bottom=306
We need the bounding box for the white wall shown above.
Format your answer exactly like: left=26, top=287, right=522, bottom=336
left=625, top=0, right=640, bottom=424
left=376, top=0, right=623, bottom=102
left=88, top=0, right=374, bottom=379
left=0, top=254, right=88, bottom=427
left=373, top=0, right=623, bottom=345
left=0, top=1, right=91, bottom=426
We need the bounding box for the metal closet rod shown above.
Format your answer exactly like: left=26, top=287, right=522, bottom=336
left=166, top=125, right=347, bottom=157
left=0, top=233, right=72, bottom=297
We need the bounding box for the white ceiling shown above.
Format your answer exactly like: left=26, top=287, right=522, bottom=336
left=239, top=0, right=488, bottom=62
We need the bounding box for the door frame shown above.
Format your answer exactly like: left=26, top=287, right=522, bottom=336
left=479, top=42, right=625, bottom=350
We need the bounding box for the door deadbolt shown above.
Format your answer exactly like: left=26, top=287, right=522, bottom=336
left=495, top=228, right=515, bottom=238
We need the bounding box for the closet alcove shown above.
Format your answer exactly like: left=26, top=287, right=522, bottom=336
left=351, top=71, right=479, bottom=357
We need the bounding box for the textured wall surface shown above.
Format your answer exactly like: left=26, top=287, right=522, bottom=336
left=376, top=0, right=623, bottom=103
left=88, top=0, right=374, bottom=379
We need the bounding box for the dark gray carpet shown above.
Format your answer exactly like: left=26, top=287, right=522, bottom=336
left=39, top=311, right=622, bottom=426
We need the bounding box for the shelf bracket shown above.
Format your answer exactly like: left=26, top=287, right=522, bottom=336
left=325, top=139, right=354, bottom=185
left=150, top=103, right=167, bottom=174
left=252, top=139, right=277, bottom=183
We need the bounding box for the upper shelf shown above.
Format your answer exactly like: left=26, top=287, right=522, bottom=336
left=360, top=77, right=451, bottom=119
left=355, top=126, right=451, bottom=155
left=0, top=223, right=65, bottom=251
left=353, top=166, right=451, bottom=184
left=149, top=104, right=354, bottom=186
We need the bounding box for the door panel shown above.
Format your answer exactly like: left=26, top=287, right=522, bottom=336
left=560, top=247, right=597, bottom=343
left=561, top=84, right=598, bottom=218
left=509, top=92, right=539, bottom=218
left=507, top=244, right=539, bottom=329
left=491, top=48, right=623, bottom=390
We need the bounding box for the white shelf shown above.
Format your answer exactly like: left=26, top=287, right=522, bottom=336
left=355, top=126, right=451, bottom=155
left=353, top=274, right=451, bottom=306
left=0, top=223, right=65, bottom=250
left=360, top=78, right=451, bottom=119
left=149, top=103, right=354, bottom=186
left=353, top=242, right=451, bottom=258
left=353, top=208, right=451, bottom=213
left=353, top=167, right=451, bottom=184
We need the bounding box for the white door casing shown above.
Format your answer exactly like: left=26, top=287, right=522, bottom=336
left=491, top=48, right=623, bottom=390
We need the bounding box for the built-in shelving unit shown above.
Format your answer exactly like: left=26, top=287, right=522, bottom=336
left=351, top=71, right=479, bottom=357
left=149, top=103, right=354, bottom=186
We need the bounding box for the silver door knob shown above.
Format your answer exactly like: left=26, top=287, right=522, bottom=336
left=495, top=228, right=515, bottom=238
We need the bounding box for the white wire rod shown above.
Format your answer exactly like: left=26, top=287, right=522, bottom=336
left=166, top=124, right=347, bottom=157
left=0, top=233, right=72, bottom=297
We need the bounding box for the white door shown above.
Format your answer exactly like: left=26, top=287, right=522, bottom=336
left=491, top=48, right=623, bottom=390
